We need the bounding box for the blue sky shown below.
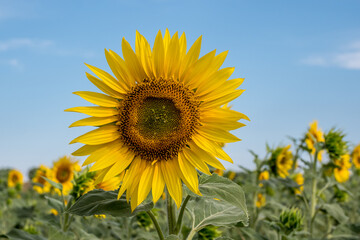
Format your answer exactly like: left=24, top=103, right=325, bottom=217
left=1, top=0, right=359, bottom=177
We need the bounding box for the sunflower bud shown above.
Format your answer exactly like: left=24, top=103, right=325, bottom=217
left=70, top=170, right=96, bottom=200
left=334, top=186, right=349, bottom=203
left=136, top=211, right=153, bottom=229
left=324, top=129, right=348, bottom=161
left=279, top=207, right=303, bottom=235
left=198, top=225, right=222, bottom=240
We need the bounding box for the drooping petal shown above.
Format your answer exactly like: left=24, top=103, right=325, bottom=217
left=178, top=154, right=200, bottom=194
left=160, top=160, right=183, bottom=208
left=152, top=162, right=165, bottom=203
left=137, top=164, right=155, bottom=205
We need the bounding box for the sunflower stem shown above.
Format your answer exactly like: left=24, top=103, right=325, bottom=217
left=175, top=195, right=191, bottom=234
left=309, top=149, right=318, bottom=237
left=166, top=191, right=177, bottom=235
left=147, top=210, right=164, bottom=240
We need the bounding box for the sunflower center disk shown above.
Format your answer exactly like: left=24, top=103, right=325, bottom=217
left=118, top=79, right=200, bottom=162
left=138, top=97, right=180, bottom=139
left=57, top=168, right=71, bottom=183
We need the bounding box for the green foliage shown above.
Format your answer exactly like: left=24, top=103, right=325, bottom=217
left=67, top=189, right=154, bottom=217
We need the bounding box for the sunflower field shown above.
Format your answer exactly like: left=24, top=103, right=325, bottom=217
left=1, top=30, right=360, bottom=240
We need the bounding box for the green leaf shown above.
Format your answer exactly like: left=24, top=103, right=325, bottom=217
left=187, top=198, right=248, bottom=232
left=41, top=176, right=63, bottom=191
left=45, top=196, right=64, bottom=212
left=67, top=189, right=153, bottom=217
left=2, top=229, right=46, bottom=240
left=320, top=203, right=348, bottom=223
left=195, top=174, right=249, bottom=225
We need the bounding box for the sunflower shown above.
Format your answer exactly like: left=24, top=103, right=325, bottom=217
left=32, top=165, right=53, bottom=194
left=276, top=145, right=293, bottom=178
left=258, top=170, right=269, bottom=187
left=256, top=193, right=266, bottom=208
left=333, top=154, right=351, bottom=183
left=305, top=120, right=325, bottom=161
left=292, top=173, right=304, bottom=195
left=8, top=169, right=23, bottom=188
left=351, top=144, right=360, bottom=169
left=66, top=30, right=248, bottom=210
left=52, top=156, right=81, bottom=195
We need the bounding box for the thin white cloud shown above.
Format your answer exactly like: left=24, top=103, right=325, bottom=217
left=302, top=41, right=360, bottom=70
left=0, top=58, right=22, bottom=70
left=0, top=38, right=53, bottom=51
left=0, top=38, right=95, bottom=58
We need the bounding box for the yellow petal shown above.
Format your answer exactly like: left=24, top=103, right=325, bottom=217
left=152, top=163, right=165, bottom=203
left=130, top=185, right=140, bottom=211
left=102, top=150, right=135, bottom=181
left=152, top=30, right=165, bottom=78
left=82, top=141, right=123, bottom=166
left=72, top=144, right=107, bottom=156
left=65, top=106, right=118, bottom=117
left=138, top=164, right=155, bottom=205
left=179, top=36, right=202, bottom=76
left=93, top=166, right=112, bottom=185
left=104, top=49, right=131, bottom=91
left=69, top=116, right=118, bottom=128
left=164, top=32, right=180, bottom=78
left=122, top=38, right=146, bottom=83
left=105, top=49, right=135, bottom=89
left=197, top=127, right=240, bottom=143
left=89, top=144, right=128, bottom=172
left=178, top=154, right=200, bottom=194
left=201, top=121, right=246, bottom=131
left=181, top=149, right=211, bottom=175
left=182, top=50, right=216, bottom=86
left=160, top=160, right=183, bottom=208
left=85, top=72, right=123, bottom=99
left=135, top=31, right=154, bottom=78
left=201, top=90, right=245, bottom=109
left=196, top=67, right=235, bottom=97
left=73, top=91, right=120, bottom=107
left=163, top=29, right=171, bottom=54
left=85, top=63, right=127, bottom=94
left=189, top=141, right=225, bottom=170
left=118, top=157, right=143, bottom=199
left=70, top=125, right=120, bottom=145
left=202, top=108, right=250, bottom=121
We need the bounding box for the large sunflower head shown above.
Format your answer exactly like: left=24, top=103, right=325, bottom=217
left=67, top=30, right=249, bottom=210
left=52, top=156, right=81, bottom=195
left=8, top=169, right=23, bottom=188
left=32, top=165, right=53, bottom=194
